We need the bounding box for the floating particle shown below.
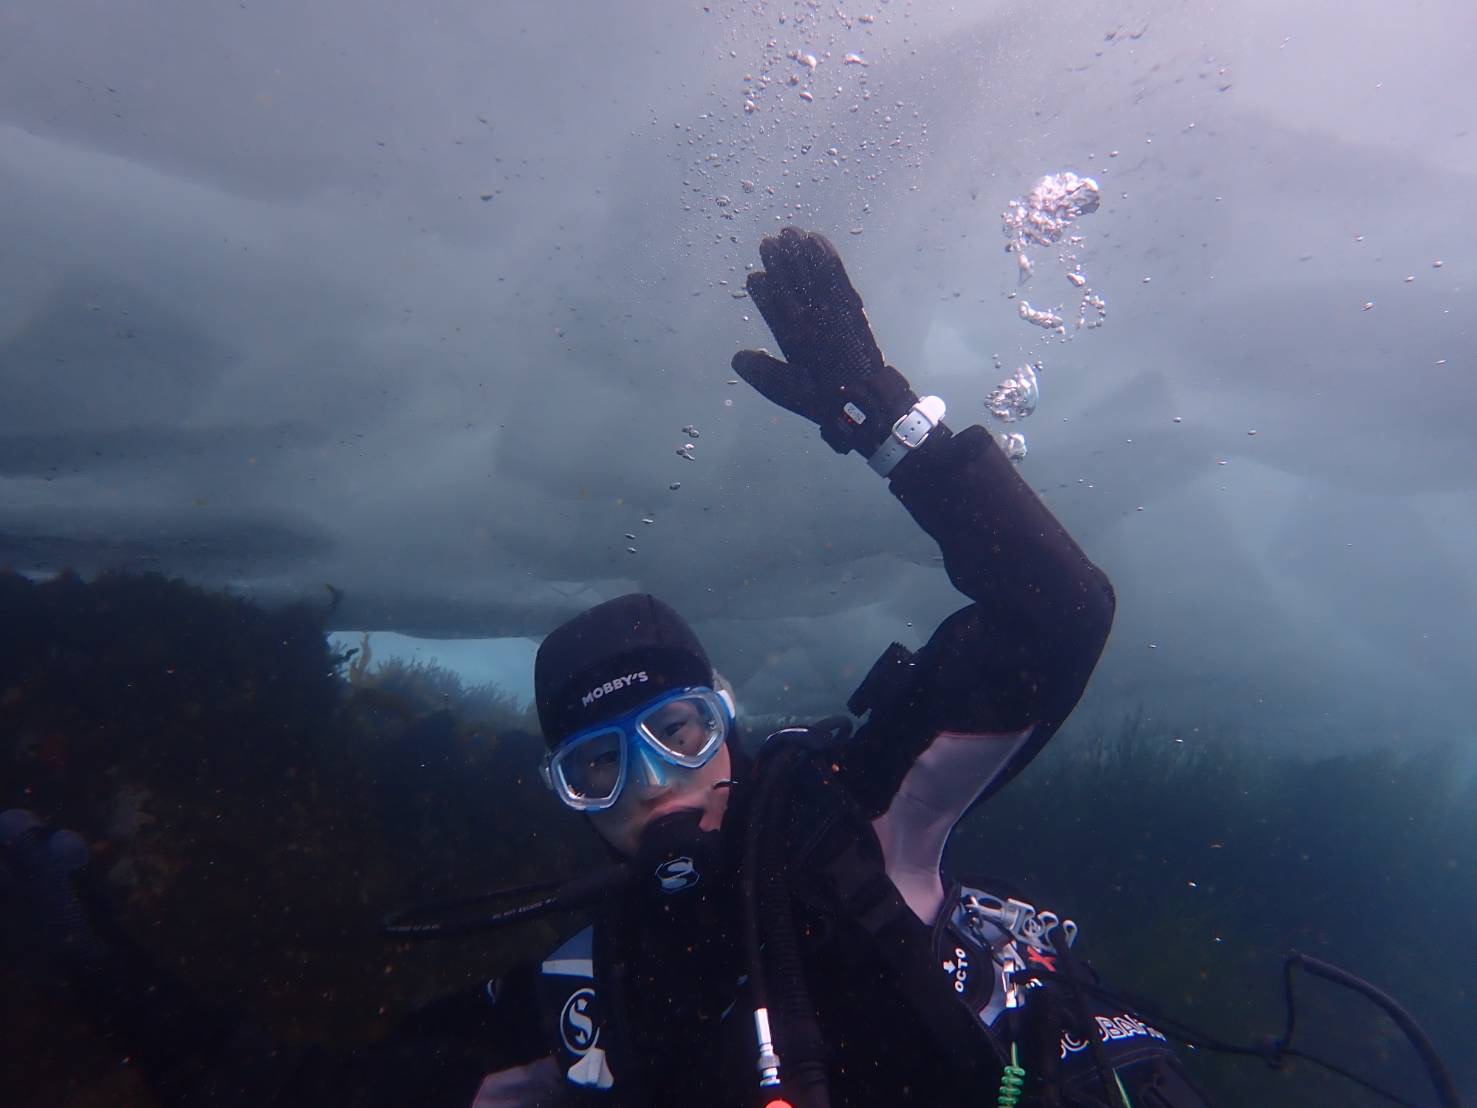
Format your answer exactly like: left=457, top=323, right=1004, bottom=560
left=1433, top=259, right=1444, bottom=268
left=1066, top=270, right=1086, bottom=287
left=1246, top=429, right=1258, bottom=436
left=1142, top=276, right=1152, bottom=284
left=625, top=533, right=636, bottom=540
left=999, top=432, right=1028, bottom=461
left=843, top=52, right=867, bottom=66
left=849, top=227, right=864, bottom=235
left=669, top=482, right=681, bottom=490
left=1172, top=416, right=1182, bottom=423
left=799, top=90, right=814, bottom=102
left=715, top=194, right=731, bottom=207
left=1405, top=275, right=1415, bottom=283
left=479, top=192, right=494, bottom=201
left=741, top=179, right=755, bottom=193
left=682, top=425, right=701, bottom=438
left=1362, top=301, right=1375, bottom=311
left=732, top=290, right=749, bottom=298
left=727, top=378, right=739, bottom=385
left=795, top=52, right=818, bottom=69
left=641, top=517, right=655, bottom=525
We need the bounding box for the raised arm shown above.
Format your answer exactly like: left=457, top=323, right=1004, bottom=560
left=734, top=228, right=1114, bottom=921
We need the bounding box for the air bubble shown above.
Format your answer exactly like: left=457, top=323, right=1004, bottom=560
left=987, top=364, right=1039, bottom=422
left=1018, top=301, right=1065, bottom=332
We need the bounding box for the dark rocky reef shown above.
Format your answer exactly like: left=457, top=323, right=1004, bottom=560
left=1, top=570, right=595, bottom=1107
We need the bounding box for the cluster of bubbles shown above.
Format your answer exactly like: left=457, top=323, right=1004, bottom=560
left=625, top=425, right=700, bottom=554
left=1002, top=171, right=1105, bottom=335
left=987, top=362, right=1040, bottom=423
left=987, top=172, right=1106, bottom=460
left=675, top=0, right=924, bottom=263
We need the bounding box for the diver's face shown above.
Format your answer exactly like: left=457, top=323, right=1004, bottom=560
left=587, top=740, right=732, bottom=857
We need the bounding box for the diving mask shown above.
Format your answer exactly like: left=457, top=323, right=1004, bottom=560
left=541, top=686, right=734, bottom=811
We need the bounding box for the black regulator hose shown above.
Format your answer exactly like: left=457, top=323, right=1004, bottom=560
left=1278, top=953, right=1462, bottom=1108
left=1020, top=954, right=1461, bottom=1108
left=760, top=749, right=831, bottom=1107
left=743, top=731, right=837, bottom=1108
left=380, top=864, right=629, bottom=939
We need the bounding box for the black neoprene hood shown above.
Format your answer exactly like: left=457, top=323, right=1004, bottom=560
left=534, top=594, right=714, bottom=748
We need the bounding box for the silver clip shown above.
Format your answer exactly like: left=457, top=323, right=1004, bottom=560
left=962, top=892, right=1078, bottom=953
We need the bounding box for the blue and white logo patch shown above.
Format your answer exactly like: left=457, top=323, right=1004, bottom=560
left=655, top=855, right=700, bottom=893
left=560, top=987, right=599, bottom=1055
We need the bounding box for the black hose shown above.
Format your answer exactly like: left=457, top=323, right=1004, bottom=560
left=759, top=749, right=831, bottom=1107
left=1020, top=959, right=1458, bottom=1108
left=1050, top=924, right=1129, bottom=1108
left=380, top=864, right=628, bottom=938
left=1282, top=953, right=1461, bottom=1108
left=742, top=734, right=835, bottom=1108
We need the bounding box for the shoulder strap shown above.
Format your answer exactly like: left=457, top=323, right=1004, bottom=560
left=794, top=780, right=1010, bottom=1084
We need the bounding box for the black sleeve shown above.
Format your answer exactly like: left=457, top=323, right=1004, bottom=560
left=838, top=423, right=1116, bottom=818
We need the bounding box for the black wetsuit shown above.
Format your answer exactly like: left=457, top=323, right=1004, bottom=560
left=68, top=424, right=1213, bottom=1107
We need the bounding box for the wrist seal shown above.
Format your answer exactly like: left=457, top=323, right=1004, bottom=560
left=867, top=395, right=946, bottom=477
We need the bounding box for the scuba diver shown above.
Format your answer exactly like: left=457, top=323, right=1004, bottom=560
left=441, top=227, right=1203, bottom=1106
left=3, top=230, right=1461, bottom=1108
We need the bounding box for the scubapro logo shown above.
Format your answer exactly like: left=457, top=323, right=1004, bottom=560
left=1059, top=1013, right=1167, bottom=1059
left=655, top=855, right=700, bottom=893
left=560, top=988, right=599, bottom=1055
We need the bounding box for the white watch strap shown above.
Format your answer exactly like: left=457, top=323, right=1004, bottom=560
left=868, top=395, right=946, bottom=477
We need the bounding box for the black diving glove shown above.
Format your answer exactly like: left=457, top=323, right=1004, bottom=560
left=734, top=227, right=941, bottom=470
